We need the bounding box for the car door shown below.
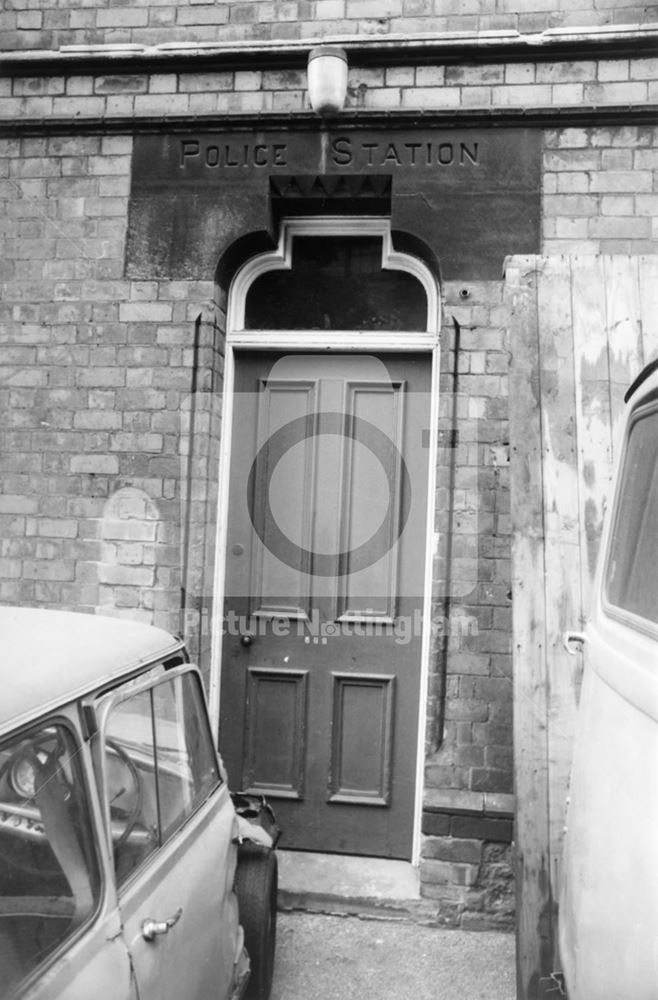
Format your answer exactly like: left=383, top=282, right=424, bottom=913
left=559, top=379, right=658, bottom=999
left=94, top=666, right=243, bottom=1000
left=0, top=712, right=135, bottom=1000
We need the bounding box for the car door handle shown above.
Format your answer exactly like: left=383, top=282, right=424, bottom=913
left=563, top=631, right=587, bottom=655
left=141, top=907, right=183, bottom=942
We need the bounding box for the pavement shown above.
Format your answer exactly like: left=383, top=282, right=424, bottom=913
left=272, top=851, right=516, bottom=999
left=270, top=911, right=516, bottom=1000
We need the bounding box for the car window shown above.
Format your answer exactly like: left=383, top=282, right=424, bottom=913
left=104, top=671, right=221, bottom=884
left=605, top=403, right=658, bottom=626
left=0, top=722, right=101, bottom=996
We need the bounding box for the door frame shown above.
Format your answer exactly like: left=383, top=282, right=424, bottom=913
left=208, top=216, right=442, bottom=865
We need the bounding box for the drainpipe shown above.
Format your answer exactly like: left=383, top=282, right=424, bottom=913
left=436, top=315, right=460, bottom=749
left=180, top=313, right=202, bottom=646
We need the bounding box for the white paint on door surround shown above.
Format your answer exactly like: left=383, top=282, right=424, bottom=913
left=209, top=216, right=442, bottom=865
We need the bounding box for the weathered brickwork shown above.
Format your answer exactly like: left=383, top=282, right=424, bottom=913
left=1, top=11, right=657, bottom=922
left=424, top=280, right=512, bottom=792
left=420, top=839, right=515, bottom=929
left=0, top=134, right=221, bottom=652
left=543, top=124, right=658, bottom=253
left=420, top=804, right=515, bottom=927
left=415, top=278, right=514, bottom=919
left=3, top=55, right=658, bottom=121
left=1, top=0, right=655, bottom=50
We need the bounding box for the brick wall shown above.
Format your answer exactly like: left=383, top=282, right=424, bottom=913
left=414, top=277, right=515, bottom=926
left=4, top=111, right=653, bottom=624
left=2, top=0, right=656, bottom=51
left=421, top=804, right=515, bottom=927
left=4, top=54, right=658, bottom=120
left=1, top=130, right=519, bottom=915
left=426, top=280, right=512, bottom=784
left=0, top=132, right=221, bottom=641
left=544, top=125, right=658, bottom=253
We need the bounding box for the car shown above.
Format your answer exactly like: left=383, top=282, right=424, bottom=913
left=559, top=358, right=658, bottom=999
left=0, top=606, right=278, bottom=1000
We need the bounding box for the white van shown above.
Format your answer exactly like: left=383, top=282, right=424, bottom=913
left=559, top=359, right=658, bottom=999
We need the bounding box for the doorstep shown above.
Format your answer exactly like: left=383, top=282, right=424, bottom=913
left=277, top=850, right=437, bottom=921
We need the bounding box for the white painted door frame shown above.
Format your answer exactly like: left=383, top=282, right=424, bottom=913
left=208, top=216, right=441, bottom=865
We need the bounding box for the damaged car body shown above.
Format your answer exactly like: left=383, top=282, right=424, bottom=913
left=0, top=607, right=278, bottom=1000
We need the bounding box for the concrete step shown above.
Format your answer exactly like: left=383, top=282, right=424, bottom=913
left=277, top=850, right=438, bottom=922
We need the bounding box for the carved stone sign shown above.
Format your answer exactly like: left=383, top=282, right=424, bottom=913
left=173, top=134, right=481, bottom=172
left=127, top=127, right=541, bottom=281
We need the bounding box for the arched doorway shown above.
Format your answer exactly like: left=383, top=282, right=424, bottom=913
left=211, top=218, right=441, bottom=860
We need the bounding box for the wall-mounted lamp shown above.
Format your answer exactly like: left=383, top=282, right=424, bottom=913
left=307, top=45, right=348, bottom=116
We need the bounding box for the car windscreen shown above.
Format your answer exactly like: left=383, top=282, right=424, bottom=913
left=0, top=721, right=101, bottom=996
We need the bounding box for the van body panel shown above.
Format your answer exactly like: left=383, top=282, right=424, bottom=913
left=559, top=367, right=658, bottom=999
left=559, top=646, right=658, bottom=999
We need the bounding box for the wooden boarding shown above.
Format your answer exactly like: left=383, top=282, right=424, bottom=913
left=507, top=256, right=656, bottom=999
left=507, top=260, right=552, bottom=1000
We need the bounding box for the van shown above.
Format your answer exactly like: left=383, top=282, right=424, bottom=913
left=559, top=359, right=658, bottom=999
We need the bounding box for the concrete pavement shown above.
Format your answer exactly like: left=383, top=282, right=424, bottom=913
left=272, top=850, right=516, bottom=998
left=270, top=910, right=516, bottom=1000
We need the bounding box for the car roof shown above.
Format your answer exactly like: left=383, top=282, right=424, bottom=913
left=1, top=606, right=183, bottom=735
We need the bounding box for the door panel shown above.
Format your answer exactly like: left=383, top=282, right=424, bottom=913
left=251, top=379, right=318, bottom=618
left=337, top=382, right=404, bottom=619
left=328, top=673, right=394, bottom=806
left=242, top=668, right=308, bottom=799
left=98, top=670, right=240, bottom=1000
left=220, top=352, right=430, bottom=858
left=118, top=796, right=238, bottom=1000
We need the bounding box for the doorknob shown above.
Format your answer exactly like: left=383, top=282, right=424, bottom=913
left=141, top=907, right=183, bottom=942
left=240, top=632, right=254, bottom=647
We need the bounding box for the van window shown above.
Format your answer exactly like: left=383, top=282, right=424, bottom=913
left=605, top=404, right=658, bottom=626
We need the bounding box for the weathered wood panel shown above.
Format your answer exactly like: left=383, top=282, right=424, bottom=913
left=605, top=257, right=644, bottom=448
left=507, top=258, right=553, bottom=1000
left=507, top=255, right=656, bottom=1000
left=639, top=256, right=658, bottom=365
left=537, top=258, right=582, bottom=931
left=571, top=256, right=611, bottom=587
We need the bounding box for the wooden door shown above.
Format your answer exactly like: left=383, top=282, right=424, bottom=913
left=219, top=351, right=430, bottom=858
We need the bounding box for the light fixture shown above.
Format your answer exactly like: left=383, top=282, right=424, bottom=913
left=307, top=45, right=348, bottom=116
